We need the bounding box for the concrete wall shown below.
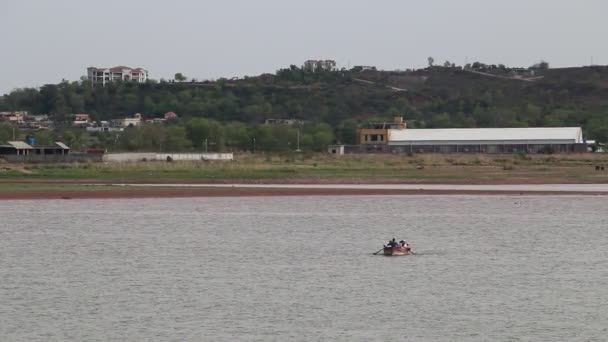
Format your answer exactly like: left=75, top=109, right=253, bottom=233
left=103, top=153, right=233, bottom=162
left=103, top=153, right=156, bottom=162
left=1, top=152, right=234, bottom=163
left=156, top=153, right=233, bottom=161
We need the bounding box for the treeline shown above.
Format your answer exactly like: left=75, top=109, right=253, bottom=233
left=0, top=68, right=358, bottom=126
left=3, top=64, right=608, bottom=143
left=0, top=120, right=335, bottom=152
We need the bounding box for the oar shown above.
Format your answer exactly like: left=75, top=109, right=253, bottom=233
left=372, top=248, right=384, bottom=255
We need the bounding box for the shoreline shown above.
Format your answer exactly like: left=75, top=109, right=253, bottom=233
left=1, top=186, right=608, bottom=200
left=2, top=177, right=608, bottom=185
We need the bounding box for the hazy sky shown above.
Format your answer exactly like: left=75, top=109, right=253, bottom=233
left=1, top=0, right=607, bottom=94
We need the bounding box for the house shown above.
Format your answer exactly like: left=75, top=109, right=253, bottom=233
left=111, top=113, right=142, bottom=127
left=87, top=66, right=148, bottom=86
left=0, top=111, right=27, bottom=123
left=73, top=113, right=90, bottom=122
left=72, top=113, right=91, bottom=127
left=164, top=112, right=178, bottom=120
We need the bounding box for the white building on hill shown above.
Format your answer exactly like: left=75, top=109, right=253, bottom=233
left=87, top=66, right=148, bottom=86
left=303, top=60, right=336, bottom=72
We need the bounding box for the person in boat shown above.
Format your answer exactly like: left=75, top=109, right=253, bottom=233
left=388, top=238, right=398, bottom=247
left=400, top=240, right=411, bottom=252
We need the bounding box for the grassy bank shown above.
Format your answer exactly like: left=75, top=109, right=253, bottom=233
left=0, top=183, right=124, bottom=192
left=2, top=153, right=608, bottom=184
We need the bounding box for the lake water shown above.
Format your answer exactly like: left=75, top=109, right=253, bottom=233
left=1, top=196, right=607, bottom=341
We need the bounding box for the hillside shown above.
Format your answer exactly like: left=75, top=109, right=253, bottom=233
left=3, top=64, right=608, bottom=143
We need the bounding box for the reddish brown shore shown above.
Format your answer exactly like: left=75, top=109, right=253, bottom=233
left=1, top=187, right=607, bottom=200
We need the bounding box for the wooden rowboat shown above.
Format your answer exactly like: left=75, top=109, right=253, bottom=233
left=383, top=246, right=411, bottom=256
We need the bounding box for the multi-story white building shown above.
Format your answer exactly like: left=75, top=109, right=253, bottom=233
left=87, top=66, right=148, bottom=86
left=303, top=60, right=337, bottom=72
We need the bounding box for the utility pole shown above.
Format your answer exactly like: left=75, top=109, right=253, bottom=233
left=252, top=138, right=256, bottom=154
left=296, top=129, right=301, bottom=152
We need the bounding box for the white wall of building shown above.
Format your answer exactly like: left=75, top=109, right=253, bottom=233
left=327, top=145, right=345, bottom=155
left=103, top=153, right=234, bottom=162
left=388, top=127, right=584, bottom=145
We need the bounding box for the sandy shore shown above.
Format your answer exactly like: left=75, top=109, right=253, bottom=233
left=1, top=185, right=608, bottom=200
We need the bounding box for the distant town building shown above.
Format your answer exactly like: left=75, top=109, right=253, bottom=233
left=327, top=145, right=345, bottom=155
left=111, top=113, right=143, bottom=127
left=86, top=120, right=124, bottom=133
left=86, top=126, right=124, bottom=133
left=87, top=66, right=148, bottom=86
left=353, top=66, right=377, bottom=72
left=0, top=111, right=28, bottom=123
left=0, top=141, right=70, bottom=156
left=164, top=112, right=178, bottom=120
left=303, top=60, right=336, bottom=72
left=264, top=118, right=307, bottom=126
left=72, top=113, right=91, bottom=127
left=28, top=114, right=49, bottom=123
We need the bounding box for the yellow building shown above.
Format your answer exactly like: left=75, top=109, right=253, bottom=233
left=358, top=117, right=406, bottom=144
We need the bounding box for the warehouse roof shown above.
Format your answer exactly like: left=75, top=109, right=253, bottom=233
left=6, top=141, right=33, bottom=149
left=54, top=142, right=70, bottom=150
left=389, top=127, right=583, bottom=144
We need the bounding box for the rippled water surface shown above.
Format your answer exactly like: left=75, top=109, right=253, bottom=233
left=1, top=196, right=607, bottom=341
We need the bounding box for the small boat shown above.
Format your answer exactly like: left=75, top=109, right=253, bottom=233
left=383, top=246, right=411, bottom=256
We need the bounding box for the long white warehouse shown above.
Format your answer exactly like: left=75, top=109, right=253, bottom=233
left=346, top=118, right=588, bottom=154
left=388, top=127, right=583, bottom=153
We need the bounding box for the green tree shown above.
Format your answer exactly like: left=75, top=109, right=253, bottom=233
left=185, top=118, right=225, bottom=151
left=118, top=126, right=145, bottom=151
left=336, top=119, right=358, bottom=144
left=175, top=73, right=187, bottom=82
left=224, top=121, right=251, bottom=151
left=33, top=129, right=55, bottom=145
left=61, top=129, right=89, bottom=151
left=69, top=93, right=85, bottom=113
left=140, top=124, right=167, bottom=151
left=164, top=126, right=192, bottom=151
left=0, top=124, right=18, bottom=143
